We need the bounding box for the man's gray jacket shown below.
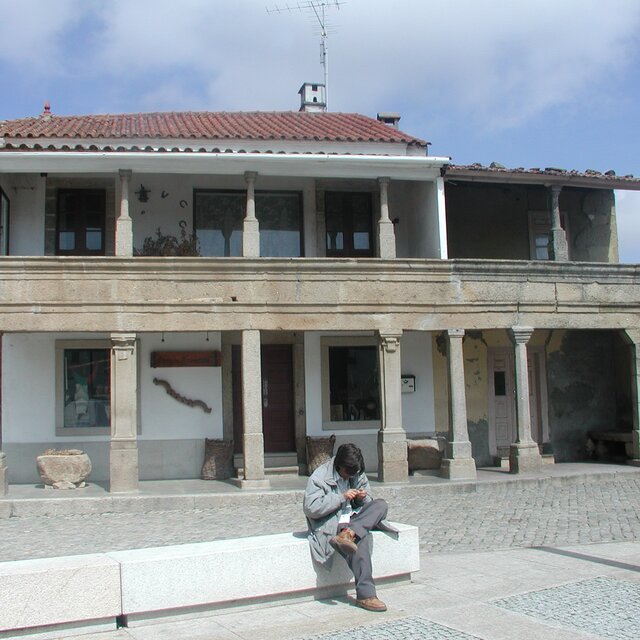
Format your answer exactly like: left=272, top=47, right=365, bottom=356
left=303, top=457, right=396, bottom=566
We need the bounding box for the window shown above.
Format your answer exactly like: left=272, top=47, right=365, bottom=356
left=194, top=190, right=303, bottom=257
left=321, top=337, right=380, bottom=429
left=56, top=341, right=110, bottom=435
left=528, top=211, right=569, bottom=260
left=0, top=187, right=9, bottom=255
left=57, top=189, right=106, bottom=255
left=325, top=191, right=373, bottom=257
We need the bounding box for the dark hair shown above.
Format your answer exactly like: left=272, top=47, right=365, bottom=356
left=334, top=443, right=365, bottom=476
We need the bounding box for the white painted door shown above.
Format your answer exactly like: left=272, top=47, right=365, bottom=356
left=489, top=349, right=545, bottom=457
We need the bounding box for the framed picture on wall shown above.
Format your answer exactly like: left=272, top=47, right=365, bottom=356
left=0, top=187, right=9, bottom=255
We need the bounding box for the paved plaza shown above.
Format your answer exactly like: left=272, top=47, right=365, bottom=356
left=1, top=463, right=639, bottom=639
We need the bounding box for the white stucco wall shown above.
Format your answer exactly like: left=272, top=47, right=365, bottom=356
left=1, top=174, right=46, bottom=256
left=1, top=331, right=223, bottom=444
left=303, top=330, right=435, bottom=438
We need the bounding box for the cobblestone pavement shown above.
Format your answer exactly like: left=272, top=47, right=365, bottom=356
left=1, top=474, right=639, bottom=562
left=493, top=576, right=640, bottom=639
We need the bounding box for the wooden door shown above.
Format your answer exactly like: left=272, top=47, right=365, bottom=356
left=232, top=344, right=296, bottom=454
left=489, top=349, right=543, bottom=457
left=261, top=345, right=296, bottom=453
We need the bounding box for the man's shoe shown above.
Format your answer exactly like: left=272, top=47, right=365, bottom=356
left=329, top=528, right=358, bottom=554
left=356, top=596, right=387, bottom=612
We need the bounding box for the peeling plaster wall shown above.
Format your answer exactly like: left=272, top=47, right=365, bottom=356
left=432, top=329, right=552, bottom=467
left=445, top=182, right=617, bottom=263
left=546, top=330, right=618, bottom=462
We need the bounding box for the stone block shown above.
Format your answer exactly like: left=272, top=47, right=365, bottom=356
left=0, top=553, right=121, bottom=633
left=110, top=522, right=419, bottom=620
left=408, top=438, right=444, bottom=472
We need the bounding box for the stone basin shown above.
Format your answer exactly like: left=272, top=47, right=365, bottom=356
left=36, top=450, right=92, bottom=489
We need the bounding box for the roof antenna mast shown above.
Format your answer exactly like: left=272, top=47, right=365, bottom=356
left=267, top=1, right=344, bottom=111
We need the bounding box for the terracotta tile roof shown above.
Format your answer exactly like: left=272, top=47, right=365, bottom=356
left=0, top=111, right=426, bottom=147
left=448, top=163, right=639, bottom=187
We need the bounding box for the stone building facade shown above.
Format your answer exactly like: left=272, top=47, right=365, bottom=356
left=0, top=101, right=639, bottom=493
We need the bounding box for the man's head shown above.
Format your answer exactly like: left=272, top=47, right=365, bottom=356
left=334, top=443, right=365, bottom=480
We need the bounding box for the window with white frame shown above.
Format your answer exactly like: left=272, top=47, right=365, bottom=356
left=321, top=337, right=380, bottom=429
left=528, top=210, right=570, bottom=260
left=56, top=340, right=111, bottom=436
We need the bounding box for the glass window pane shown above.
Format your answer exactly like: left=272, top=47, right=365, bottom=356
left=256, top=193, right=302, bottom=257
left=329, top=346, right=380, bottom=421
left=63, top=349, right=110, bottom=428
left=194, top=192, right=244, bottom=257
left=86, top=229, right=102, bottom=251
left=494, top=371, right=506, bottom=396
left=59, top=231, right=75, bottom=251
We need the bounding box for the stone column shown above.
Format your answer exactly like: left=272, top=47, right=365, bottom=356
left=440, top=329, right=477, bottom=480
left=240, top=329, right=269, bottom=488
left=377, top=177, right=396, bottom=259
left=377, top=331, right=408, bottom=482
left=243, top=171, right=260, bottom=257
left=0, top=451, right=7, bottom=496
left=549, top=185, right=568, bottom=261
left=624, top=329, right=640, bottom=465
left=115, top=169, right=133, bottom=257
left=508, top=327, right=542, bottom=473
left=109, top=333, right=139, bottom=492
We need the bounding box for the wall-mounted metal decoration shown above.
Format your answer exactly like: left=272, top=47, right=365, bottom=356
left=161, top=190, right=169, bottom=199
left=136, top=184, right=151, bottom=202
left=140, top=210, right=146, bottom=215
left=153, top=377, right=212, bottom=414
left=179, top=199, right=188, bottom=208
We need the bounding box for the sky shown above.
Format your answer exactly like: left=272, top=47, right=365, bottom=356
left=1, top=0, right=639, bottom=259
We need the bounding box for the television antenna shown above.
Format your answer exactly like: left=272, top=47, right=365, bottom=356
left=267, top=1, right=344, bottom=110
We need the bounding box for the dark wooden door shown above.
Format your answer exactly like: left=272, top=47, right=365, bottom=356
left=232, top=344, right=296, bottom=454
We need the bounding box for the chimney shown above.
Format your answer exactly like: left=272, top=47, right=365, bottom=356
left=298, top=83, right=326, bottom=112
left=377, top=112, right=401, bottom=129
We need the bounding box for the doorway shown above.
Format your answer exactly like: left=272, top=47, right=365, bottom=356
left=488, top=347, right=549, bottom=459
left=232, top=344, right=296, bottom=454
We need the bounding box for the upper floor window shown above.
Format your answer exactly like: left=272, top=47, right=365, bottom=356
left=194, top=190, right=303, bottom=257
left=56, top=189, right=106, bottom=256
left=325, top=191, right=373, bottom=257
left=0, top=187, right=9, bottom=255
left=528, top=210, right=570, bottom=260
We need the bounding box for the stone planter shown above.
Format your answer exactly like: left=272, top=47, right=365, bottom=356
left=36, top=449, right=92, bottom=489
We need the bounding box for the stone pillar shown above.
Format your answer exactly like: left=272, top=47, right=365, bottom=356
left=240, top=329, right=269, bottom=488
left=624, top=329, right=640, bottom=466
left=0, top=451, right=7, bottom=496
left=549, top=185, right=568, bottom=261
left=377, top=177, right=396, bottom=259
left=508, top=327, right=542, bottom=473
left=377, top=331, right=408, bottom=482
left=115, top=169, right=133, bottom=257
left=109, top=333, right=139, bottom=492
left=440, top=329, right=477, bottom=480
left=243, top=171, right=260, bottom=257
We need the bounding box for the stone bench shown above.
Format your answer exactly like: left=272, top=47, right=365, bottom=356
left=587, top=430, right=634, bottom=460
left=0, top=522, right=419, bottom=637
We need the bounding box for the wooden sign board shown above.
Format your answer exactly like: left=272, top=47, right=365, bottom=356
left=150, top=350, right=222, bottom=368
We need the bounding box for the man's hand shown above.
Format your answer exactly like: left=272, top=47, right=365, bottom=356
left=343, top=488, right=367, bottom=501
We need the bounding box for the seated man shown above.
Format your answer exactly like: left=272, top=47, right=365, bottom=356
left=303, top=442, right=395, bottom=612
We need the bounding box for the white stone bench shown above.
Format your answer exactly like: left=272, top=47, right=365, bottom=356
left=0, top=522, right=419, bottom=636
